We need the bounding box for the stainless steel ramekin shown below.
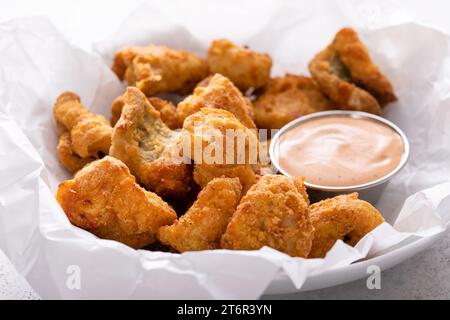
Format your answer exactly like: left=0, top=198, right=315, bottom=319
left=270, top=110, right=410, bottom=203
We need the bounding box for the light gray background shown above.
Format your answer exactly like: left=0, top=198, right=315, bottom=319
left=0, top=0, right=449, bottom=300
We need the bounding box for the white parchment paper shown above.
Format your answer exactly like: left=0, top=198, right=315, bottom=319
left=0, top=1, right=449, bottom=299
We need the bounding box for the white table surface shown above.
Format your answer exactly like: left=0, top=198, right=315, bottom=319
left=0, top=0, right=449, bottom=300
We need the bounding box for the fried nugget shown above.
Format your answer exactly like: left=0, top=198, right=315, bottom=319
left=294, top=176, right=310, bottom=205
left=112, top=45, right=209, bottom=96
left=176, top=74, right=256, bottom=129
left=308, top=193, right=384, bottom=258
left=56, top=156, right=177, bottom=249
left=111, top=94, right=179, bottom=129
left=195, top=75, right=213, bottom=88
left=158, top=177, right=242, bottom=252
left=110, top=87, right=192, bottom=198
left=221, top=175, right=314, bottom=257
left=207, top=39, right=272, bottom=91
left=181, top=108, right=260, bottom=193
left=193, top=164, right=257, bottom=196
left=253, top=138, right=274, bottom=176
left=254, top=75, right=332, bottom=129
left=309, top=28, right=396, bottom=114
left=333, top=28, right=397, bottom=105
left=111, top=95, right=125, bottom=126
left=147, top=97, right=180, bottom=129
left=54, top=92, right=112, bottom=158
left=57, top=132, right=95, bottom=173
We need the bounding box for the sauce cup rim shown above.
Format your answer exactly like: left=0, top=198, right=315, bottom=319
left=269, top=110, right=410, bottom=192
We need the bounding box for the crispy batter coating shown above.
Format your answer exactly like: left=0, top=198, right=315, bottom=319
left=195, top=75, right=213, bottom=88
left=294, top=176, right=310, bottom=205
left=309, top=28, right=396, bottom=114
left=70, top=118, right=112, bottom=158
left=308, top=193, right=384, bottom=258
left=309, top=44, right=381, bottom=114
left=181, top=107, right=259, bottom=164
left=253, top=138, right=275, bottom=176
left=158, top=177, right=242, bottom=252
left=181, top=108, right=260, bottom=193
left=110, top=87, right=192, bottom=198
left=111, top=95, right=125, bottom=127
left=207, top=39, right=272, bottom=91
left=111, top=94, right=180, bottom=129
left=147, top=97, right=180, bottom=130
left=56, top=156, right=177, bottom=249
left=57, top=132, right=95, bottom=173
left=176, top=74, right=256, bottom=129
left=54, top=92, right=95, bottom=129
left=221, top=175, right=314, bottom=257
left=254, top=75, right=332, bottom=129
left=143, top=156, right=192, bottom=198
left=54, top=92, right=112, bottom=158
left=333, top=28, right=397, bottom=106
left=112, top=45, right=209, bottom=96
left=193, top=164, right=257, bottom=196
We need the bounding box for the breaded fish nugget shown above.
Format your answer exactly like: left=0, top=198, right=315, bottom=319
left=309, top=28, right=396, bottom=114
left=221, top=175, right=314, bottom=257
left=56, top=156, right=177, bottom=249
left=181, top=108, right=260, bottom=193
left=176, top=74, right=256, bottom=129
left=112, top=45, right=209, bottom=96
left=158, top=177, right=242, bottom=252
left=207, top=39, right=272, bottom=91
left=308, top=193, right=384, bottom=258
left=110, top=87, right=192, bottom=198
left=54, top=92, right=112, bottom=158
left=254, top=75, right=332, bottom=129
left=57, top=132, right=95, bottom=173
left=111, top=95, right=179, bottom=129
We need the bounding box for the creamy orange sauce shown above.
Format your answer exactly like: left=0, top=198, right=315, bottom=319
left=278, top=116, right=404, bottom=187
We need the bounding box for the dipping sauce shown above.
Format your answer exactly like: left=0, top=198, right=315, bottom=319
left=277, top=116, right=404, bottom=187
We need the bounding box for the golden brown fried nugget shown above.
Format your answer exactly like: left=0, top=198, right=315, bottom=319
left=158, top=177, right=242, bottom=252
left=147, top=97, right=180, bottom=130
left=221, top=175, right=314, bottom=257
left=181, top=108, right=260, bottom=193
left=254, top=75, right=332, bottom=129
left=112, top=45, right=209, bottom=96
left=207, top=39, right=272, bottom=91
left=57, top=132, right=95, bottom=173
left=333, top=28, right=397, bottom=106
left=252, top=138, right=274, bottom=177
left=176, top=74, right=256, bottom=129
left=195, top=75, right=213, bottom=88
left=111, top=95, right=125, bottom=127
left=54, top=92, right=112, bottom=158
left=110, top=87, right=192, bottom=198
left=193, top=164, right=257, bottom=196
left=309, top=45, right=381, bottom=114
left=144, top=156, right=192, bottom=198
left=111, top=95, right=179, bottom=129
left=294, top=176, right=310, bottom=206
left=181, top=108, right=259, bottom=163
left=56, top=156, right=177, bottom=249
left=309, top=28, right=396, bottom=114
left=308, top=193, right=384, bottom=258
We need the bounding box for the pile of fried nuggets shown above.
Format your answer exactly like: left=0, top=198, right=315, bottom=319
left=55, top=28, right=392, bottom=258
